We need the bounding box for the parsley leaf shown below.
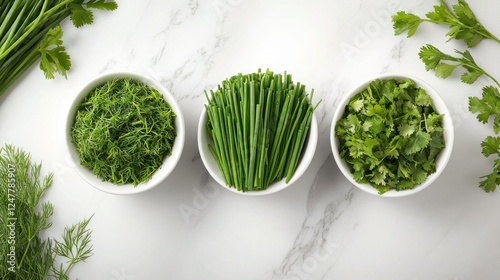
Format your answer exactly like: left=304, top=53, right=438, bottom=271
left=469, top=86, right=500, bottom=133
left=426, top=113, right=445, bottom=133
left=398, top=123, right=416, bottom=137
left=418, top=44, right=452, bottom=72
left=479, top=158, right=500, bottom=192
left=481, top=136, right=500, bottom=157
left=350, top=99, right=364, bottom=112
left=70, top=3, right=94, bottom=27
left=392, top=11, right=424, bottom=37
left=70, top=1, right=118, bottom=28
left=415, top=88, right=432, bottom=106
left=434, top=63, right=459, bottom=79
left=405, top=131, right=431, bottom=155
left=38, top=26, right=71, bottom=79
left=86, top=0, right=119, bottom=11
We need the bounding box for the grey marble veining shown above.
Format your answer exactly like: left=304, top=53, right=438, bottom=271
left=1, top=0, right=500, bottom=279
left=274, top=155, right=355, bottom=280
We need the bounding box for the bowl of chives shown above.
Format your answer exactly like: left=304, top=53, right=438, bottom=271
left=66, top=71, right=185, bottom=195
left=198, top=69, right=318, bottom=196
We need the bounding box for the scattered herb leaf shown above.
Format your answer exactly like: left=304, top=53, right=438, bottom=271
left=392, top=0, right=500, bottom=47
left=418, top=44, right=500, bottom=86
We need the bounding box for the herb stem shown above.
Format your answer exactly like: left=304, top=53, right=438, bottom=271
left=420, top=18, right=500, bottom=44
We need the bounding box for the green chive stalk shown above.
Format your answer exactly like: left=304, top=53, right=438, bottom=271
left=205, top=69, right=319, bottom=192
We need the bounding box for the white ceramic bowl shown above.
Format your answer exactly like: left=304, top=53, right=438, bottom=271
left=65, top=71, right=185, bottom=195
left=330, top=74, right=454, bottom=197
left=198, top=107, right=318, bottom=196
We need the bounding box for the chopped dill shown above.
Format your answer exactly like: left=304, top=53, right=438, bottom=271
left=71, top=78, right=177, bottom=186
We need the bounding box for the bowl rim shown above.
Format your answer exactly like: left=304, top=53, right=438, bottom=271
left=330, top=73, right=454, bottom=197
left=197, top=105, right=318, bottom=196
left=65, top=71, right=185, bottom=195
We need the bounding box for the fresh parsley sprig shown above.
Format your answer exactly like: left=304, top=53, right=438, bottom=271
left=0, top=0, right=118, bottom=97
left=393, top=0, right=500, bottom=47
left=418, top=44, right=500, bottom=87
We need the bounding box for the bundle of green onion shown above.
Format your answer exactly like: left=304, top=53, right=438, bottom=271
left=205, top=69, right=318, bottom=192
left=0, top=0, right=117, bottom=97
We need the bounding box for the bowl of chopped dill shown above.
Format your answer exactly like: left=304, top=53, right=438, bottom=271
left=198, top=69, right=319, bottom=196
left=331, top=74, right=454, bottom=197
left=66, top=71, right=185, bottom=195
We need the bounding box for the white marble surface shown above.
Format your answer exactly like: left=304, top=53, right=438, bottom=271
left=1, top=0, right=500, bottom=279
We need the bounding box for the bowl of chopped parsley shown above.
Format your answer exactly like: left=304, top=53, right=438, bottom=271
left=66, top=71, right=185, bottom=195
left=198, top=69, right=319, bottom=195
left=331, top=74, right=454, bottom=197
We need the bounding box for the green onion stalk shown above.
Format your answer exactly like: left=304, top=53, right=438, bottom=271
left=0, top=0, right=118, bottom=97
